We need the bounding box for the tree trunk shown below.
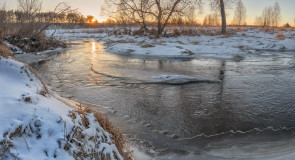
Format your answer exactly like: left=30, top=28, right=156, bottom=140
left=156, top=0, right=162, bottom=37
left=157, top=21, right=162, bottom=36
left=220, top=0, right=226, bottom=34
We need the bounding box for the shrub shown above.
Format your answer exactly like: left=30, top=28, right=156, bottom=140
left=0, top=44, right=13, bottom=58
left=285, top=23, right=291, bottom=28
left=5, top=31, right=67, bottom=53
left=275, top=33, right=285, bottom=39
left=71, top=104, right=133, bottom=160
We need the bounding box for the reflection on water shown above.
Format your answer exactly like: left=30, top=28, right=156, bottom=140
left=32, top=41, right=295, bottom=158
left=91, top=41, right=96, bottom=52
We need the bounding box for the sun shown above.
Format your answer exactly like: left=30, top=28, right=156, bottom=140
left=94, top=17, right=107, bottom=23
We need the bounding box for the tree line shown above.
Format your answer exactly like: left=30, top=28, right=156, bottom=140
left=103, top=0, right=294, bottom=36
left=0, top=10, right=99, bottom=24
left=254, top=2, right=282, bottom=27
left=103, top=0, right=236, bottom=35
left=103, top=0, right=254, bottom=35
left=1, top=0, right=293, bottom=38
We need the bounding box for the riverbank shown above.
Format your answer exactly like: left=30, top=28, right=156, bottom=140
left=46, top=27, right=295, bottom=59
left=0, top=46, right=131, bottom=159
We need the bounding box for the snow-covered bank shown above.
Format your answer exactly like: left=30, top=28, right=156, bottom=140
left=0, top=56, right=125, bottom=159
left=46, top=27, right=295, bottom=59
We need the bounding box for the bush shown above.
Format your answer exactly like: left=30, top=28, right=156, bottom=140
left=71, top=104, right=133, bottom=160
left=0, top=44, right=13, bottom=58
left=285, top=23, right=291, bottom=28
left=275, top=33, right=285, bottom=39
left=3, top=19, right=67, bottom=53
left=5, top=32, right=67, bottom=53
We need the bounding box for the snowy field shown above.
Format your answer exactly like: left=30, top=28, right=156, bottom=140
left=0, top=57, right=123, bottom=159
left=46, top=27, right=295, bottom=59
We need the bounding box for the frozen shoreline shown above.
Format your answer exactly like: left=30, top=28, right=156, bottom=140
left=46, top=27, right=295, bottom=59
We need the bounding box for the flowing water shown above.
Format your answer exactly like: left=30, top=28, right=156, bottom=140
left=31, top=41, right=295, bottom=159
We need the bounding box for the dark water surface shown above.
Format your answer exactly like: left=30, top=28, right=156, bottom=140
left=32, top=41, right=295, bottom=159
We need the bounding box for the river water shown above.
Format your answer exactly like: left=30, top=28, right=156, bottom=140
left=31, top=41, right=295, bottom=159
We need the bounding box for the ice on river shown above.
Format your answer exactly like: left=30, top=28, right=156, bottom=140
left=150, top=75, right=220, bottom=84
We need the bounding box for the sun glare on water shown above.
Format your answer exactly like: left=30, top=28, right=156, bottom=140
left=92, top=42, right=96, bottom=52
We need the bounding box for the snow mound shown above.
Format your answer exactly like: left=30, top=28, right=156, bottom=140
left=149, top=75, right=219, bottom=84
left=5, top=42, right=25, bottom=54
left=0, top=57, right=123, bottom=160
left=151, top=75, right=200, bottom=80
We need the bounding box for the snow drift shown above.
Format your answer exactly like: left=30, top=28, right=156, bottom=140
left=0, top=56, right=125, bottom=160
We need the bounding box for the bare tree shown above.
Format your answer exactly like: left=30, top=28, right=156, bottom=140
left=210, top=0, right=236, bottom=34
left=185, top=6, right=199, bottom=26
left=203, top=12, right=220, bottom=26
left=35, top=3, right=75, bottom=36
left=0, top=3, right=6, bottom=43
left=103, top=0, right=202, bottom=36
left=262, top=6, right=273, bottom=27
left=151, top=0, right=201, bottom=36
left=257, top=2, right=281, bottom=28
left=272, top=1, right=282, bottom=27
left=254, top=16, right=263, bottom=26
left=232, top=0, right=246, bottom=26
left=103, top=0, right=153, bottom=31
left=17, top=0, right=42, bottom=23
left=86, top=15, right=94, bottom=23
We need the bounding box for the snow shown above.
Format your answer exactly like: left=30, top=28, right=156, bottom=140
left=36, top=47, right=64, bottom=55
left=149, top=75, right=220, bottom=84
left=46, top=27, right=295, bottom=59
left=4, top=42, right=25, bottom=54
left=0, top=56, right=122, bottom=159
left=151, top=75, right=208, bottom=80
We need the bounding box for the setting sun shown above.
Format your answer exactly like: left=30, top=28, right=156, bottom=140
left=95, top=18, right=106, bottom=23
left=91, top=17, right=106, bottom=23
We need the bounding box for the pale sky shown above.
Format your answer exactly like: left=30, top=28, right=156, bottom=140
left=1, top=0, right=295, bottom=25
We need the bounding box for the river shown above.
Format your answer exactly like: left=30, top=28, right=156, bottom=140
left=30, top=41, right=295, bottom=159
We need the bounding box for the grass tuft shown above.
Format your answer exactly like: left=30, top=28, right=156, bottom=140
left=70, top=104, right=133, bottom=160
left=275, top=33, right=285, bottom=39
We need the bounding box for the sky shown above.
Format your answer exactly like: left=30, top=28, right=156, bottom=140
left=1, top=0, right=295, bottom=25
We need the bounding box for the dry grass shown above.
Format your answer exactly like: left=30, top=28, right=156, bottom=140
left=1, top=20, right=67, bottom=53
left=71, top=104, right=133, bottom=160
left=278, top=27, right=287, bottom=32
left=29, top=67, right=49, bottom=96
left=229, top=27, right=248, bottom=32
left=0, top=119, right=41, bottom=159
left=275, top=33, right=285, bottom=39
left=1, top=104, right=132, bottom=160
left=5, top=33, right=67, bottom=53
left=141, top=44, right=155, bottom=48
left=197, top=28, right=215, bottom=36
left=0, top=44, right=14, bottom=58
left=64, top=29, right=106, bottom=34
left=259, top=27, right=293, bottom=34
